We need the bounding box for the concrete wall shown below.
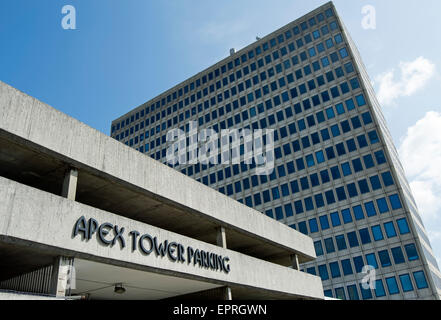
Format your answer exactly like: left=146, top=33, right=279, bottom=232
left=0, top=80, right=316, bottom=261
left=0, top=177, right=324, bottom=299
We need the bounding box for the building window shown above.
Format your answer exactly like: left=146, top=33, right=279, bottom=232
left=347, top=285, right=359, bottom=300
left=374, top=280, right=386, bottom=297
left=405, top=244, right=419, bottom=261
left=335, top=287, right=346, bottom=300
left=399, top=274, right=414, bottom=292
left=413, top=271, right=429, bottom=289
left=386, top=277, right=400, bottom=295
left=318, top=265, right=329, bottom=281
left=330, top=262, right=341, bottom=278
left=378, top=250, right=392, bottom=267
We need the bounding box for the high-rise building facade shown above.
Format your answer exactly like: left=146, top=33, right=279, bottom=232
left=111, top=2, right=441, bottom=300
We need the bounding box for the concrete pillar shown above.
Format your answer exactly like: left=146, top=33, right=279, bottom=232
left=223, top=286, right=233, bottom=300
left=291, top=254, right=300, bottom=271
left=62, top=168, right=78, bottom=200
left=216, top=226, right=227, bottom=249
left=50, top=257, right=75, bottom=298
left=216, top=227, right=232, bottom=300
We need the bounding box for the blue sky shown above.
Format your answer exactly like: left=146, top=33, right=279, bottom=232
left=1, top=1, right=441, bottom=266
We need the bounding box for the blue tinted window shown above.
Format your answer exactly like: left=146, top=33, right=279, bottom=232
left=346, top=98, right=355, bottom=110
left=389, top=194, right=402, bottom=210
left=370, top=175, right=381, bottom=190
left=314, top=240, right=324, bottom=256
left=316, top=151, right=325, bottom=163
left=399, top=274, right=414, bottom=292
left=359, top=228, right=371, bottom=244
left=341, top=162, right=352, bottom=176
left=347, top=285, right=359, bottom=300
left=320, top=170, right=330, bottom=183
left=336, top=235, right=347, bottom=251
left=325, top=190, right=336, bottom=204
left=309, top=218, right=319, bottom=233
left=386, top=277, right=400, bottom=295
left=374, top=280, right=386, bottom=297
left=341, top=209, right=352, bottom=224
left=347, top=232, right=359, bottom=248
left=359, top=284, right=373, bottom=300
left=330, top=212, right=341, bottom=227
left=336, top=187, right=346, bottom=201
left=341, top=259, right=353, bottom=276
left=356, top=94, right=366, bottom=106
left=305, top=197, right=314, bottom=211
left=335, top=287, right=346, bottom=300
left=365, top=201, right=377, bottom=217
left=326, top=107, right=335, bottom=119
left=330, top=262, right=341, bottom=278
left=315, top=194, right=325, bottom=208
left=346, top=139, right=356, bottom=152
left=368, top=130, right=379, bottom=144
left=318, top=265, right=329, bottom=280
left=353, top=256, right=364, bottom=273
left=366, top=253, right=378, bottom=269
left=298, top=221, right=308, bottom=235
left=275, top=207, right=283, bottom=220
left=405, top=244, right=419, bottom=261
left=413, top=271, right=428, bottom=289
left=294, top=200, right=303, bottom=214
left=320, top=215, right=330, bottom=230
left=324, top=238, right=335, bottom=253
left=353, top=205, right=364, bottom=221
left=331, top=124, right=341, bottom=137
left=324, top=290, right=333, bottom=298
left=371, top=225, right=384, bottom=241
left=378, top=250, right=392, bottom=267
left=377, top=198, right=390, bottom=213
left=375, top=150, right=387, bottom=165
left=382, top=171, right=394, bottom=186
left=384, top=222, right=397, bottom=238
left=397, top=218, right=410, bottom=234
left=391, top=247, right=405, bottom=264
left=352, top=159, right=363, bottom=173
left=363, top=154, right=375, bottom=169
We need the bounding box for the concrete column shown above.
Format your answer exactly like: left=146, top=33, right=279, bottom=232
left=291, top=254, right=300, bottom=271
left=50, top=257, right=75, bottom=298
left=223, top=286, right=233, bottom=300
left=62, top=168, right=78, bottom=200
left=216, top=228, right=232, bottom=300
left=216, top=226, right=227, bottom=249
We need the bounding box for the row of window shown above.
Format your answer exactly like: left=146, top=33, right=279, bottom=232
left=129, top=92, right=369, bottom=165
left=116, top=52, right=355, bottom=145
left=322, top=270, right=429, bottom=299
left=111, top=8, right=337, bottom=132
left=118, top=85, right=366, bottom=161
left=311, top=217, right=410, bottom=257
left=308, top=244, right=419, bottom=283
left=261, top=182, right=400, bottom=225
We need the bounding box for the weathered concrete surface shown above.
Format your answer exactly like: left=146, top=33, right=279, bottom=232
left=0, top=80, right=316, bottom=262
left=0, top=176, right=324, bottom=300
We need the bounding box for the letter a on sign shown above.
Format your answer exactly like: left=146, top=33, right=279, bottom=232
left=61, top=5, right=76, bottom=30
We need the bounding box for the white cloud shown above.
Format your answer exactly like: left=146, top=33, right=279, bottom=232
left=399, top=111, right=441, bottom=221
left=376, top=57, right=435, bottom=106
left=399, top=111, right=441, bottom=265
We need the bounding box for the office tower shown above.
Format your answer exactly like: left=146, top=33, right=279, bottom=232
left=111, top=2, right=441, bottom=300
